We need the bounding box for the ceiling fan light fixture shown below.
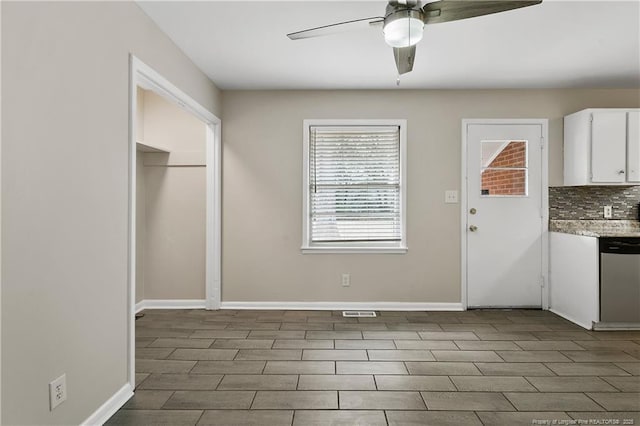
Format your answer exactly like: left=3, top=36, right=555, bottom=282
left=383, top=10, right=424, bottom=48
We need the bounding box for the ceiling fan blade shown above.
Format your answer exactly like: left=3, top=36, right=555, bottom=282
left=287, top=17, right=384, bottom=40
left=422, top=0, right=542, bottom=24
left=393, top=45, right=416, bottom=75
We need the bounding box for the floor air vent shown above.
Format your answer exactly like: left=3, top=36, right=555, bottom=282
left=342, top=311, right=377, bottom=318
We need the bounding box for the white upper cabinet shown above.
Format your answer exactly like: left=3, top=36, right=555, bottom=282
left=564, top=108, right=640, bottom=186
left=628, top=111, right=640, bottom=183
left=591, top=112, right=627, bottom=183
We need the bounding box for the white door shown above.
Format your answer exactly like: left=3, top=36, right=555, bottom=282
left=466, top=122, right=544, bottom=308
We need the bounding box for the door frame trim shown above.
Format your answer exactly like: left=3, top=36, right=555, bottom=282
left=460, top=119, right=549, bottom=310
left=128, top=55, right=222, bottom=388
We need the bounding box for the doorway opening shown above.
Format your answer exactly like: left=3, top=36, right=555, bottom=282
left=134, top=88, right=208, bottom=310
left=128, top=56, right=221, bottom=388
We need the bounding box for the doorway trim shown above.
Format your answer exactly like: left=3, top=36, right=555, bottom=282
left=460, top=119, right=549, bottom=311
left=128, top=55, right=222, bottom=387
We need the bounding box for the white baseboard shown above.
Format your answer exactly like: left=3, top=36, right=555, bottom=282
left=81, top=383, right=133, bottom=426
left=135, top=300, right=465, bottom=312
left=136, top=299, right=207, bottom=313
left=549, top=308, right=593, bottom=330
left=220, top=301, right=464, bottom=311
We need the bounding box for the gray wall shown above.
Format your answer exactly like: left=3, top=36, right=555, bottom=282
left=135, top=88, right=147, bottom=303
left=1, top=2, right=220, bottom=424
left=136, top=154, right=146, bottom=303
left=221, top=89, right=640, bottom=303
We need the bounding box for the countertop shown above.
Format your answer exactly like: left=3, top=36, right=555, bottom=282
left=550, top=220, right=640, bottom=238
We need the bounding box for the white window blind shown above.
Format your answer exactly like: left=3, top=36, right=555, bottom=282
left=308, top=125, right=401, bottom=243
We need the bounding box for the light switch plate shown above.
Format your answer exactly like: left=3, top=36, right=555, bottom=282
left=341, top=274, right=350, bottom=287
left=445, top=190, right=459, bottom=204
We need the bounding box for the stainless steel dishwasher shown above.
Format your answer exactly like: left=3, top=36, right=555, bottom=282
left=599, top=237, right=640, bottom=326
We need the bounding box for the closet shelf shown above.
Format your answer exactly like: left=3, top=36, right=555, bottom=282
left=136, top=141, right=170, bottom=153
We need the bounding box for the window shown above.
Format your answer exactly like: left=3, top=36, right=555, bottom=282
left=302, top=120, right=407, bottom=253
left=480, top=140, right=528, bottom=197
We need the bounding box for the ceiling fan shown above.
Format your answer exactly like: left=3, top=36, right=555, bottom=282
left=287, top=0, right=542, bottom=76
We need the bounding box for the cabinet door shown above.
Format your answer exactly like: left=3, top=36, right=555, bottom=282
left=628, top=111, right=640, bottom=183
left=591, top=112, right=627, bottom=183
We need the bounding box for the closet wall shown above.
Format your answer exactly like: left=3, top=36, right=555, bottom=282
left=136, top=89, right=207, bottom=302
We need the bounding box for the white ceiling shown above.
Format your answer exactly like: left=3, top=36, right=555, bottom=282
left=137, top=0, right=640, bottom=90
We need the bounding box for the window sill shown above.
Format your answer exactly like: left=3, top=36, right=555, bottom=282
left=301, top=246, right=408, bottom=254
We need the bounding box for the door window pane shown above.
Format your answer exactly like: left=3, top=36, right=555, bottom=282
left=480, top=140, right=528, bottom=196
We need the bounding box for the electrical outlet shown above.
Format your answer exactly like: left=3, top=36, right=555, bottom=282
left=604, top=205, right=613, bottom=219
left=341, top=273, right=350, bottom=287
left=49, top=374, right=67, bottom=411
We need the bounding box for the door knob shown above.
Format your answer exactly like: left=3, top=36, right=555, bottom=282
left=469, top=208, right=477, bottom=215
left=469, top=225, right=478, bottom=232
left=618, top=170, right=626, bottom=174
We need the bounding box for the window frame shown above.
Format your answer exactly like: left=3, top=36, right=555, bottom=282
left=301, top=119, right=407, bottom=254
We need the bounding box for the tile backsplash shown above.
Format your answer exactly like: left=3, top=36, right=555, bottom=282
left=549, top=186, right=640, bottom=220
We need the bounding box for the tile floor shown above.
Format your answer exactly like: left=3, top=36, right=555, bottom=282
left=107, top=309, right=640, bottom=425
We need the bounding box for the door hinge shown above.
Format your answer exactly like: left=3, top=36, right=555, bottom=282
left=540, top=136, right=545, bottom=150
left=540, top=276, right=546, bottom=288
